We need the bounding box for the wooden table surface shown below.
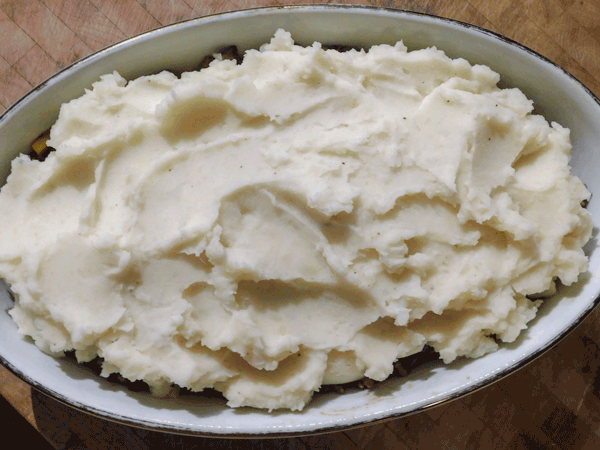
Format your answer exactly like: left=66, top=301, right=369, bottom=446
left=2, top=0, right=600, bottom=448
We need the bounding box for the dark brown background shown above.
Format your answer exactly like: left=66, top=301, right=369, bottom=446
left=2, top=0, right=600, bottom=448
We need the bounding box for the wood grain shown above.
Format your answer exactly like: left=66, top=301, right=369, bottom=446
left=0, top=0, right=92, bottom=68
left=41, top=0, right=127, bottom=51
left=13, top=44, right=62, bottom=87
left=0, top=55, right=31, bottom=108
left=2, top=1, right=600, bottom=448
left=0, top=8, right=35, bottom=65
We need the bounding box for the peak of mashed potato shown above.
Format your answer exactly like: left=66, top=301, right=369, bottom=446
left=0, top=30, right=592, bottom=411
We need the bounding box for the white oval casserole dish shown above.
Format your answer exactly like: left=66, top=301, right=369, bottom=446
left=0, top=5, right=599, bottom=437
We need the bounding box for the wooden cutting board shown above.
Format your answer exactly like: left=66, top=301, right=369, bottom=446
left=2, top=1, right=600, bottom=448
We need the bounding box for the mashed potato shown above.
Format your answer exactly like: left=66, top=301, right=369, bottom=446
left=0, top=30, right=592, bottom=411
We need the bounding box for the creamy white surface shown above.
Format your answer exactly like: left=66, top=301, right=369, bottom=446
left=0, top=30, right=592, bottom=411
